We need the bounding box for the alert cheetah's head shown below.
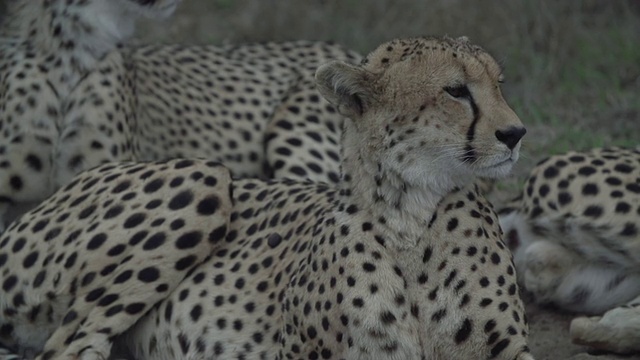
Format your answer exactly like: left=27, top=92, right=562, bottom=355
left=317, top=36, right=525, bottom=192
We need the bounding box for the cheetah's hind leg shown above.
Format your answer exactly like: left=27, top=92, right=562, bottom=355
left=522, top=240, right=640, bottom=314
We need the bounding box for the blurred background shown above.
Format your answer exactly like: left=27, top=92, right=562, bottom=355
left=136, top=0, right=639, bottom=198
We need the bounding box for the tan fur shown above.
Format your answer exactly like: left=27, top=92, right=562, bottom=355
left=318, top=36, right=524, bottom=248
left=0, top=0, right=359, bottom=233
left=0, top=36, right=532, bottom=360
left=498, top=147, right=640, bottom=354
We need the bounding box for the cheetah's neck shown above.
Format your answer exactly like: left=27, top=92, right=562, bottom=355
left=2, top=0, right=138, bottom=82
left=338, top=123, right=456, bottom=249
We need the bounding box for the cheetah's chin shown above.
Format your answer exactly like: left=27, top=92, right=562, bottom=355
left=475, top=158, right=516, bottom=179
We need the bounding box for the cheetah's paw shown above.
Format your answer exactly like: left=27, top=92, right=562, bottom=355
left=521, top=240, right=576, bottom=303
left=570, top=306, right=640, bottom=354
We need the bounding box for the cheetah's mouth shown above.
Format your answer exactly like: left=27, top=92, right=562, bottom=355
left=474, top=154, right=518, bottom=179
left=489, top=158, right=514, bottom=168
left=489, top=149, right=520, bottom=168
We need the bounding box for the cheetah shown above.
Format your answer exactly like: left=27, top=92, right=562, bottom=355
left=498, top=147, right=640, bottom=354
left=0, top=36, right=533, bottom=359
left=0, top=0, right=360, bottom=231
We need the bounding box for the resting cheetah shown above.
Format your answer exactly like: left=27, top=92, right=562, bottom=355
left=0, top=36, right=532, bottom=359
left=499, top=147, right=640, bottom=354
left=0, top=0, right=359, bottom=231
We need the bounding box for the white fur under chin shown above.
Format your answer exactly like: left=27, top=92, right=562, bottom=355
left=404, top=165, right=470, bottom=193
left=78, top=2, right=137, bottom=59
left=475, top=145, right=520, bottom=179
left=390, top=154, right=475, bottom=197
left=389, top=144, right=518, bottom=196
left=372, top=155, right=501, bottom=249
left=474, top=159, right=516, bottom=179
left=79, top=0, right=179, bottom=59
left=10, top=0, right=181, bottom=71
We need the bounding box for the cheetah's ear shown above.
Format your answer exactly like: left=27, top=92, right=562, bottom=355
left=315, top=61, right=376, bottom=119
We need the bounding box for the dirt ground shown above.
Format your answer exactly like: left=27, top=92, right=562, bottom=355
left=131, top=2, right=640, bottom=359
left=525, top=302, right=640, bottom=360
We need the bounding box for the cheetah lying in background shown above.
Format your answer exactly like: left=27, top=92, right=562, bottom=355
left=0, top=36, right=534, bottom=359
left=0, top=0, right=359, bottom=231
left=499, top=147, right=640, bottom=354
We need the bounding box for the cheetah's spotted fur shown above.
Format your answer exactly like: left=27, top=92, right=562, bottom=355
left=0, top=36, right=533, bottom=359
left=499, top=147, right=640, bottom=354
left=0, top=0, right=359, bottom=231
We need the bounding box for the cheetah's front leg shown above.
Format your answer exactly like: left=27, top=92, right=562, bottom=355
left=570, top=294, right=640, bottom=354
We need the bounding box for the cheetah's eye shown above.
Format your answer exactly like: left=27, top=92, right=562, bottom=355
left=444, top=85, right=471, bottom=99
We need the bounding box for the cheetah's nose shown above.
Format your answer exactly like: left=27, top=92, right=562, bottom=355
left=495, top=127, right=526, bottom=150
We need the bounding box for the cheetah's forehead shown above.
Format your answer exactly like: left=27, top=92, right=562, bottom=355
left=361, top=36, right=502, bottom=82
